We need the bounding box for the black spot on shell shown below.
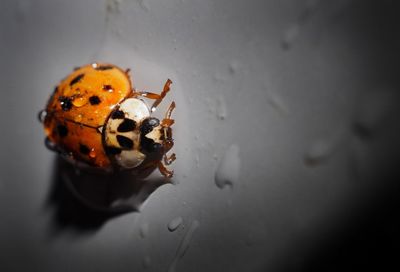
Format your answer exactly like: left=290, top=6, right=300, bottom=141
left=69, top=73, right=84, bottom=86
left=79, top=144, right=90, bottom=155
left=57, top=125, right=68, bottom=137
left=111, top=110, right=125, bottom=119
left=89, top=95, right=101, bottom=105
left=117, top=119, right=136, bottom=132
left=116, top=135, right=134, bottom=149
left=95, top=65, right=113, bottom=71
left=105, top=146, right=122, bottom=155
left=58, top=96, right=73, bottom=111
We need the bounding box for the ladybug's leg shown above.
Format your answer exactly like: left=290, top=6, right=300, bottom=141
left=164, top=153, right=176, bottom=165
left=136, top=159, right=173, bottom=179
left=160, top=101, right=176, bottom=166
left=161, top=101, right=175, bottom=127
left=135, top=79, right=172, bottom=111
left=152, top=79, right=172, bottom=110
left=158, top=161, right=174, bottom=178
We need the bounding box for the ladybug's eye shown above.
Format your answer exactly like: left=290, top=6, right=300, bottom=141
left=140, top=117, right=162, bottom=154
left=141, top=137, right=162, bottom=153
left=140, top=117, right=160, bottom=135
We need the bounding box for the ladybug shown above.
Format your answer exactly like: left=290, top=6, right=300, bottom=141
left=40, top=63, right=176, bottom=178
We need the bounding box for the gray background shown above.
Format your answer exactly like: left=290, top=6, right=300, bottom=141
left=1, top=0, right=400, bottom=271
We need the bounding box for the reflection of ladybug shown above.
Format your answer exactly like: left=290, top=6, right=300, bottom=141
left=40, top=63, right=176, bottom=178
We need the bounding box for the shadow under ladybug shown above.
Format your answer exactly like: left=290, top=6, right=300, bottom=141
left=45, top=156, right=168, bottom=235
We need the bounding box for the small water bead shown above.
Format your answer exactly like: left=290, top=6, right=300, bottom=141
left=139, top=0, right=150, bottom=12
left=102, top=84, right=114, bottom=92
left=168, top=220, right=200, bottom=272
left=168, top=217, right=183, bottom=232
left=215, top=144, right=241, bottom=189
left=142, top=256, right=151, bottom=269
left=304, top=139, right=332, bottom=166
left=228, top=60, right=240, bottom=74
left=74, top=114, right=83, bottom=122
left=353, top=90, right=398, bottom=138
left=281, top=24, right=300, bottom=50
left=140, top=222, right=149, bottom=238
left=38, top=109, right=47, bottom=123
left=89, top=149, right=96, bottom=158
left=216, top=95, right=227, bottom=120
left=44, top=137, right=57, bottom=152
left=266, top=90, right=289, bottom=115
left=304, top=127, right=348, bottom=166
left=72, top=96, right=88, bottom=107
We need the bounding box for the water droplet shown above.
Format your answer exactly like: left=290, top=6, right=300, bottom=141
left=228, top=60, right=240, bottom=74
left=353, top=90, right=398, bottom=139
left=143, top=256, right=151, bottom=269
left=215, top=145, right=241, bottom=189
left=168, top=217, right=183, bottom=232
left=138, top=0, right=150, bottom=11
left=15, top=0, right=32, bottom=22
left=281, top=24, right=300, bottom=50
left=89, top=149, right=96, bottom=158
left=304, top=140, right=332, bottom=166
left=168, top=220, right=200, bottom=272
left=266, top=90, right=289, bottom=115
left=106, top=0, right=122, bottom=14
left=140, top=222, right=149, bottom=238
left=281, top=0, right=320, bottom=50
left=102, top=85, right=114, bottom=93
left=212, top=73, right=225, bottom=83
left=216, top=95, right=228, bottom=120
left=74, top=114, right=83, bottom=122
left=44, top=137, right=57, bottom=152
left=304, top=129, right=348, bottom=166
left=72, top=96, right=88, bottom=107
left=38, top=109, right=47, bottom=123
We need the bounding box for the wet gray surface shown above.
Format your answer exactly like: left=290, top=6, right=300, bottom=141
left=1, top=0, right=400, bottom=271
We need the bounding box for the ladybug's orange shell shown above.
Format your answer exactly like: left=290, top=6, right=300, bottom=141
left=44, top=63, right=133, bottom=168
